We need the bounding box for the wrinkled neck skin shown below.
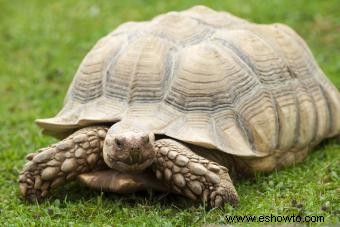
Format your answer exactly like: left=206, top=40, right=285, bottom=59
left=103, top=120, right=156, bottom=173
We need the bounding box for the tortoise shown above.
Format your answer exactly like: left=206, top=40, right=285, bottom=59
left=19, top=5, right=340, bottom=207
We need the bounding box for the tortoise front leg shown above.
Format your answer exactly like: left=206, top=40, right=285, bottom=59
left=18, top=126, right=108, bottom=201
left=153, top=139, right=239, bottom=207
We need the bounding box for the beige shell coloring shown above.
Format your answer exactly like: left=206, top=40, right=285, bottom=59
left=37, top=6, right=340, bottom=159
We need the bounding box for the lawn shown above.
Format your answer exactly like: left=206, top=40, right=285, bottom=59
left=0, top=0, right=339, bottom=226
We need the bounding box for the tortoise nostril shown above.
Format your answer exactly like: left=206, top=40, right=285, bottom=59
left=130, top=147, right=140, bottom=162
left=115, top=137, right=123, bottom=148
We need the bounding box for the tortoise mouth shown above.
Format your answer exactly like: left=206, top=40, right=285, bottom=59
left=105, top=153, right=155, bottom=173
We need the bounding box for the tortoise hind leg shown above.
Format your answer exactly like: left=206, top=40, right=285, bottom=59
left=78, top=169, right=168, bottom=193
left=18, top=126, right=108, bottom=202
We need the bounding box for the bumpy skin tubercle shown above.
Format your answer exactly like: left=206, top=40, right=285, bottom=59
left=18, top=126, right=108, bottom=201
left=153, top=139, right=239, bottom=207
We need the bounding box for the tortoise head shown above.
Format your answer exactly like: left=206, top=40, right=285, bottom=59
left=103, top=122, right=156, bottom=173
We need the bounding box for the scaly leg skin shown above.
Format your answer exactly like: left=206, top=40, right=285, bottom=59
left=18, top=126, right=108, bottom=202
left=153, top=139, right=239, bottom=208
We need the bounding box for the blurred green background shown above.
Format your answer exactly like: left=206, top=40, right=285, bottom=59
left=0, top=0, right=339, bottom=225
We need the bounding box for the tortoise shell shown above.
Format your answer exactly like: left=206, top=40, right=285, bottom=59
left=37, top=6, right=340, bottom=158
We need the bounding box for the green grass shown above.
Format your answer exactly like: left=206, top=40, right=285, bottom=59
left=0, top=0, right=339, bottom=226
